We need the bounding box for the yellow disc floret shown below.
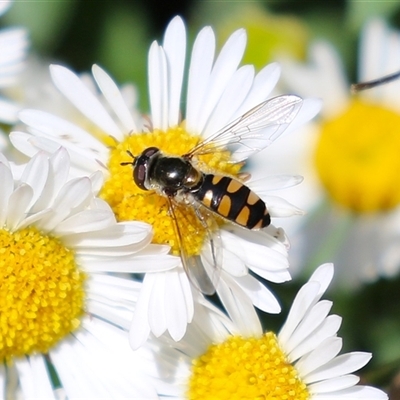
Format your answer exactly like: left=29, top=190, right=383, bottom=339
left=101, top=126, right=241, bottom=256
left=0, top=227, right=86, bottom=361
left=188, top=332, right=309, bottom=400
left=315, top=99, right=400, bottom=212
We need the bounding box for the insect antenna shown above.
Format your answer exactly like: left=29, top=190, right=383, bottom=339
left=120, top=150, right=137, bottom=166
left=351, top=69, right=400, bottom=93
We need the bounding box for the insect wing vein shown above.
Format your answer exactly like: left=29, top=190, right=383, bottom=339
left=186, top=94, right=303, bottom=158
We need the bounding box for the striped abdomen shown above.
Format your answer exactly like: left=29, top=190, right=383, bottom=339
left=194, top=174, right=270, bottom=229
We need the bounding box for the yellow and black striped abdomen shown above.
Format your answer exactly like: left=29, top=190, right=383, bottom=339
left=194, top=174, right=270, bottom=229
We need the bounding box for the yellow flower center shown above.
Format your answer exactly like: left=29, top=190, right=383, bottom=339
left=0, top=227, right=86, bottom=362
left=315, top=99, right=400, bottom=212
left=188, top=332, right=309, bottom=400
left=101, top=126, right=240, bottom=256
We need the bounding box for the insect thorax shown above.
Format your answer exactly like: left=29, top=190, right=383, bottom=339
left=149, top=155, right=203, bottom=195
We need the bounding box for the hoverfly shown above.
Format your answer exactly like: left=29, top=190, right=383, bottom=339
left=122, top=95, right=303, bottom=295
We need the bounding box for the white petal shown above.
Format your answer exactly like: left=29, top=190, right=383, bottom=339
left=248, top=174, right=303, bottom=191
left=296, top=337, right=343, bottom=376
left=280, top=97, right=322, bottom=138
left=129, top=274, right=153, bottom=349
left=311, top=385, right=387, bottom=400
left=179, top=269, right=194, bottom=322
left=148, top=272, right=167, bottom=337
left=221, top=248, right=248, bottom=277
left=20, top=151, right=50, bottom=209
left=48, top=147, right=71, bottom=198
left=309, top=263, right=335, bottom=298
left=15, top=356, right=55, bottom=399
left=163, top=16, right=186, bottom=127
left=265, top=195, right=304, bottom=217
left=251, top=266, right=291, bottom=283
left=197, top=29, right=247, bottom=135
left=221, top=229, right=289, bottom=274
left=308, top=374, right=360, bottom=393
left=10, top=130, right=106, bottom=175
left=92, top=64, right=138, bottom=132
left=0, top=162, right=13, bottom=226
left=288, top=315, right=342, bottom=363
left=284, top=300, right=333, bottom=355
left=51, top=337, right=112, bottom=397
left=217, top=272, right=262, bottom=337
left=304, top=352, right=372, bottom=384
left=81, top=253, right=179, bottom=273
left=18, top=109, right=108, bottom=154
left=37, top=177, right=93, bottom=231
left=234, top=274, right=281, bottom=313
left=54, top=209, right=115, bottom=234
left=63, top=221, right=151, bottom=248
left=203, top=65, right=254, bottom=135
left=165, top=269, right=191, bottom=341
left=236, top=62, right=281, bottom=116
left=186, top=26, right=215, bottom=133
left=50, top=64, right=122, bottom=138
left=148, top=42, right=168, bottom=130
left=279, top=281, right=321, bottom=345
left=6, top=183, right=33, bottom=231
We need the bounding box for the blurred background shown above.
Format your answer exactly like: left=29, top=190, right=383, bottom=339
left=4, top=0, right=400, bottom=397
left=7, top=0, right=400, bottom=108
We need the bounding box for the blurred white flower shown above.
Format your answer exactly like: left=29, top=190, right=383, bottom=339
left=0, top=0, right=29, bottom=124
left=270, top=18, right=400, bottom=286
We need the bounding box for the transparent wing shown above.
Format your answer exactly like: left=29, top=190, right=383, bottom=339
left=185, top=94, right=303, bottom=159
left=166, top=196, right=222, bottom=295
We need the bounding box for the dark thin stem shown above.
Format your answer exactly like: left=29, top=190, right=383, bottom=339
left=351, top=70, right=400, bottom=93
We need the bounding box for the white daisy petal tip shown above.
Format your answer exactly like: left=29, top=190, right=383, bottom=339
left=309, top=263, right=335, bottom=289
left=166, top=15, right=185, bottom=32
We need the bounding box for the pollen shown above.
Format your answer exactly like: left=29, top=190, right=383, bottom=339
left=315, top=99, right=400, bottom=212
left=188, top=332, right=309, bottom=400
left=0, top=227, right=86, bottom=362
left=101, top=126, right=241, bottom=256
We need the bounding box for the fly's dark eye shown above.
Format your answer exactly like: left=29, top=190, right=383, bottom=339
left=132, top=147, right=160, bottom=191
left=133, top=161, right=148, bottom=190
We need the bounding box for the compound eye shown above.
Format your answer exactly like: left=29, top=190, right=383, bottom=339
left=134, top=160, right=148, bottom=190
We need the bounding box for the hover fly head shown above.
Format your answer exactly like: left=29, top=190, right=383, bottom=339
left=121, top=147, right=160, bottom=191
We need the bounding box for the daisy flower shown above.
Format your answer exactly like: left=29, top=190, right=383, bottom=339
left=273, top=18, right=400, bottom=285
left=153, top=264, right=388, bottom=400
left=0, top=147, right=178, bottom=398
left=10, top=16, right=320, bottom=347
left=0, top=0, right=29, bottom=125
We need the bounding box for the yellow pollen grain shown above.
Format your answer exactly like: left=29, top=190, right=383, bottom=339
left=188, top=332, right=309, bottom=400
left=0, top=227, right=86, bottom=362
left=101, top=126, right=241, bottom=256
left=315, top=99, right=400, bottom=212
